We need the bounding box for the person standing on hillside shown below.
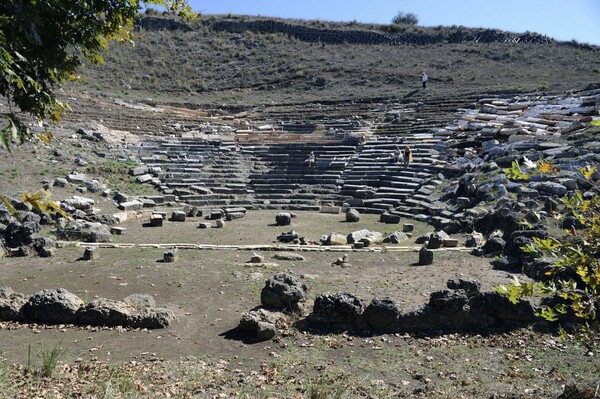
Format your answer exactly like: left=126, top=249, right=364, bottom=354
left=422, top=72, right=428, bottom=89
left=403, top=145, right=412, bottom=167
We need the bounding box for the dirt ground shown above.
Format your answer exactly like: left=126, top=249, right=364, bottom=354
left=1, top=132, right=598, bottom=398
left=0, top=210, right=510, bottom=363
left=2, top=210, right=598, bottom=398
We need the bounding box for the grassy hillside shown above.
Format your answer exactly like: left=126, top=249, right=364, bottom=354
left=72, top=14, right=600, bottom=108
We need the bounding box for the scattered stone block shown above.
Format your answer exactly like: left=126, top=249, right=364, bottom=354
left=261, top=273, right=308, bottom=310
left=379, top=213, right=401, bottom=224
left=249, top=253, right=265, bottom=263
left=163, top=249, right=178, bottom=263
left=210, top=209, right=224, bottom=220
left=83, top=247, right=98, bottom=260
left=198, top=222, right=210, bottom=229
left=129, top=166, right=149, bottom=176
left=327, top=233, right=347, bottom=246
left=139, top=198, right=156, bottom=208
left=53, top=178, right=68, bottom=187
left=275, top=212, right=292, bottom=226
left=152, top=211, right=167, bottom=220
left=277, top=230, right=298, bottom=243
left=113, top=212, right=128, bottom=224
left=136, top=174, right=153, bottom=184
left=214, top=219, right=225, bottom=228
left=347, top=229, right=371, bottom=244
left=226, top=212, right=245, bottom=221
left=119, top=200, right=143, bottom=211
left=171, top=211, right=186, bottom=222
left=113, top=192, right=129, bottom=204
left=67, top=173, right=87, bottom=184
left=224, top=207, right=247, bottom=216
left=320, top=206, right=341, bottom=214
left=443, top=238, right=459, bottom=247
left=110, top=227, right=127, bottom=235
left=353, top=242, right=365, bottom=249
left=383, top=231, right=409, bottom=244
left=419, top=247, right=434, bottom=265
left=345, top=208, right=360, bottom=222
left=331, top=254, right=351, bottom=268
left=150, top=215, right=163, bottom=227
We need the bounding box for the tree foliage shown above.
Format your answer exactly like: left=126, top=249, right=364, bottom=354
left=391, top=11, right=419, bottom=26
left=0, top=0, right=195, bottom=149
left=497, top=160, right=599, bottom=341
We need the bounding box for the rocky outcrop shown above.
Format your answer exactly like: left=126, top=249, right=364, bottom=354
left=0, top=287, right=173, bottom=329
left=260, top=273, right=308, bottom=312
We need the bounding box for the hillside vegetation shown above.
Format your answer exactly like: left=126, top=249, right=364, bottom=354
left=72, top=14, right=600, bottom=108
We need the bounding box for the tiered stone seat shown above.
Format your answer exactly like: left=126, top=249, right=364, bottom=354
left=248, top=141, right=359, bottom=210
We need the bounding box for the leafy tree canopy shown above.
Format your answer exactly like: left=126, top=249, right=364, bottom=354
left=391, top=11, right=419, bottom=26
left=0, top=0, right=195, bottom=149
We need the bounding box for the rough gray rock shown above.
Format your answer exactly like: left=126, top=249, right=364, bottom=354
left=238, top=308, right=288, bottom=341
left=346, top=229, right=371, bottom=244
left=383, top=231, right=409, bottom=244
left=310, top=292, right=365, bottom=328
left=345, top=208, right=360, bottom=222
left=419, top=247, right=434, bottom=265
left=275, top=213, right=292, bottom=226
left=32, top=236, right=56, bottom=257
left=272, top=252, right=305, bottom=261
left=56, top=222, right=112, bottom=243
left=0, top=288, right=26, bottom=321
left=260, top=273, right=308, bottom=311
left=447, top=278, right=481, bottom=298
left=124, top=294, right=156, bottom=310
left=20, top=288, right=83, bottom=324
left=482, top=237, right=506, bottom=255
left=171, top=211, right=186, bottom=222
left=469, top=291, right=536, bottom=325
left=76, top=298, right=135, bottom=327
left=276, top=230, right=298, bottom=243
left=62, top=196, right=95, bottom=211
left=363, top=297, right=400, bottom=331
left=465, top=232, right=484, bottom=247
left=426, top=232, right=446, bottom=249
left=128, top=307, right=176, bottom=329
left=429, top=290, right=469, bottom=314
left=324, top=232, right=347, bottom=246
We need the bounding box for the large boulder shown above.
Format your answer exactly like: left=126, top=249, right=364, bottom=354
left=465, top=232, right=484, bottom=248
left=56, top=222, right=112, bottom=243
left=20, top=288, right=83, bottom=324
left=428, top=290, right=469, bottom=314
left=345, top=208, right=360, bottom=223
left=447, top=278, right=481, bottom=298
left=275, top=213, right=292, bottom=226
left=482, top=237, right=506, bottom=255
left=76, top=298, right=135, bottom=327
left=383, top=231, right=410, bottom=244
left=363, top=297, right=400, bottom=332
left=469, top=291, right=537, bottom=327
left=260, top=273, right=308, bottom=311
left=0, top=287, right=26, bottom=322
left=238, top=308, right=289, bottom=341
left=32, top=236, right=56, bottom=257
left=310, top=292, right=365, bottom=329
left=324, top=233, right=347, bottom=246
left=62, top=196, right=95, bottom=211
left=523, top=258, right=556, bottom=281
left=128, top=307, right=176, bottom=329
left=346, top=229, right=371, bottom=244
